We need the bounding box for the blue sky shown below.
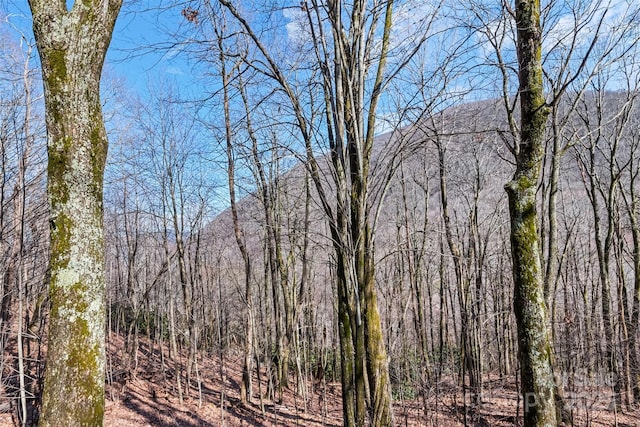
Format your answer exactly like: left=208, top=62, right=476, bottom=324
left=107, top=3, right=199, bottom=91
left=1, top=1, right=197, bottom=96
left=0, top=1, right=230, bottom=215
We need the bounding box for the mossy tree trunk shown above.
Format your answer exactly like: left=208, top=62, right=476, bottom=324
left=28, top=1, right=121, bottom=426
left=505, top=0, right=557, bottom=426
left=334, top=1, right=395, bottom=424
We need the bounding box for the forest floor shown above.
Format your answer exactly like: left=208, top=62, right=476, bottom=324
left=1, top=332, right=639, bottom=426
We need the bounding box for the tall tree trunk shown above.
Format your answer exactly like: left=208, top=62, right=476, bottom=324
left=628, top=191, right=640, bottom=403
left=29, top=1, right=122, bottom=426
left=434, top=134, right=482, bottom=404
left=506, top=0, right=557, bottom=425
left=218, top=44, right=254, bottom=405
left=362, top=232, right=392, bottom=426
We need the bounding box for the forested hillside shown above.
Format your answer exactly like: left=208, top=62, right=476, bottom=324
left=1, top=0, right=640, bottom=426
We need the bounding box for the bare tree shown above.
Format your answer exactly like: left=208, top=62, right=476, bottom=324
left=0, top=27, right=48, bottom=426
left=218, top=37, right=255, bottom=404
left=208, top=1, right=417, bottom=424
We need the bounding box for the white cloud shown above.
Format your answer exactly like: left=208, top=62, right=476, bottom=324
left=282, top=6, right=311, bottom=47
left=165, top=66, right=184, bottom=76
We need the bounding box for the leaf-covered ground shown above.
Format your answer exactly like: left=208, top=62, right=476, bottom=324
left=1, top=333, right=639, bottom=426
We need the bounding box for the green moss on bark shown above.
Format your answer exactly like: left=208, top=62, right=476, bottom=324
left=45, top=48, right=67, bottom=89
left=30, top=2, right=121, bottom=426
left=88, top=107, right=108, bottom=203
left=509, top=0, right=558, bottom=425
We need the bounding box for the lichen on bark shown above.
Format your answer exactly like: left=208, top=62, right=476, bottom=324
left=28, top=1, right=122, bottom=426
left=507, top=0, right=558, bottom=426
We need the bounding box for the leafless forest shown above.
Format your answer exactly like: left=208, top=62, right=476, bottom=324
left=1, top=0, right=640, bottom=426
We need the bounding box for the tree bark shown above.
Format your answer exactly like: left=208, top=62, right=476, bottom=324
left=506, top=0, right=558, bottom=425
left=218, top=42, right=254, bottom=405
left=29, top=1, right=121, bottom=426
